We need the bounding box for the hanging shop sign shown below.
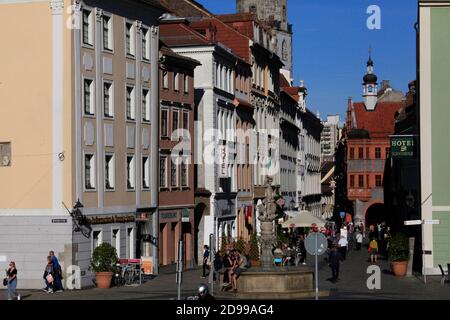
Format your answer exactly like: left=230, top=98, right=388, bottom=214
left=86, top=215, right=135, bottom=225
left=390, top=136, right=416, bottom=158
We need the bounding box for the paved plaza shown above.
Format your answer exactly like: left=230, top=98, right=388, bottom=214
left=5, top=245, right=450, bottom=301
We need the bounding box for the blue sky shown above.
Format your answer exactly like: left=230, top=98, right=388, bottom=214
left=198, top=0, right=417, bottom=120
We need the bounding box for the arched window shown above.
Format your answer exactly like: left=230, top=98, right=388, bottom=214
left=282, top=39, right=288, bottom=61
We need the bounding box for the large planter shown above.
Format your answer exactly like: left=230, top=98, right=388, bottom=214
left=95, top=272, right=113, bottom=289
left=391, top=261, right=408, bottom=277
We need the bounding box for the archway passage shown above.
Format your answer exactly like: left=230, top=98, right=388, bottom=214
left=365, top=203, right=387, bottom=227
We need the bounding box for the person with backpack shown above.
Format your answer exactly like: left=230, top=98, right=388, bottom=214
left=369, top=238, right=379, bottom=264
left=49, top=250, right=64, bottom=292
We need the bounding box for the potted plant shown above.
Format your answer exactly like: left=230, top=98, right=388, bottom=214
left=90, top=243, right=118, bottom=289
left=249, top=233, right=260, bottom=267
left=388, top=233, right=409, bottom=277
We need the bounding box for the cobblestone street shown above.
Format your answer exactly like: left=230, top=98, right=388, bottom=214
left=7, top=244, right=450, bottom=301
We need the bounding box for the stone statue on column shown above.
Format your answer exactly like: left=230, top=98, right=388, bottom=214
left=257, top=177, right=277, bottom=270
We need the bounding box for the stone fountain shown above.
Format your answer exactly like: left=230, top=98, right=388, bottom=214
left=217, top=177, right=323, bottom=300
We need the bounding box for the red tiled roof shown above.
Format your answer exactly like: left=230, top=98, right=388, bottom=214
left=353, top=102, right=403, bottom=138
left=159, top=22, right=210, bottom=47
left=216, top=13, right=256, bottom=22
left=283, top=87, right=300, bottom=101
left=190, top=18, right=252, bottom=62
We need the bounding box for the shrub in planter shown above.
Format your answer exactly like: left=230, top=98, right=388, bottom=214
left=235, top=237, right=246, bottom=254
left=388, top=233, right=409, bottom=277
left=249, top=233, right=260, bottom=266
left=90, top=243, right=118, bottom=288
left=219, top=232, right=228, bottom=256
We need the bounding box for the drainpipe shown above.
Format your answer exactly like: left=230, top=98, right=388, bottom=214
left=150, top=26, right=160, bottom=275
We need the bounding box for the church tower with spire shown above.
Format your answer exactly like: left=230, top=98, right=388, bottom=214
left=362, top=50, right=378, bottom=110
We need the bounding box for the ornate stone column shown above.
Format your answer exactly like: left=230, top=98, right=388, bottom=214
left=257, top=177, right=277, bottom=270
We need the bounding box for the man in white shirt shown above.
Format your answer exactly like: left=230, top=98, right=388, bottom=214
left=356, top=232, right=363, bottom=251
left=338, top=235, right=348, bottom=260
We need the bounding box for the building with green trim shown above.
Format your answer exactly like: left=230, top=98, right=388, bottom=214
left=419, top=0, right=450, bottom=275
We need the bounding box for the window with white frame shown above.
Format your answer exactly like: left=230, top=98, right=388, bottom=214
left=126, top=85, right=136, bottom=120
left=174, top=72, right=179, bottom=91
left=142, top=88, right=150, bottom=122
left=84, top=79, right=94, bottom=115
left=184, top=74, right=189, bottom=93
left=126, top=155, right=135, bottom=190
left=142, top=155, right=150, bottom=190
left=182, top=110, right=189, bottom=138
left=92, top=230, right=102, bottom=250
left=172, top=109, right=179, bottom=140
left=171, top=156, right=178, bottom=188
left=103, top=81, right=113, bottom=118
left=160, top=155, right=167, bottom=188
left=142, top=27, right=150, bottom=60
left=84, top=153, right=95, bottom=190
left=125, top=22, right=135, bottom=56
left=105, top=154, right=115, bottom=190
left=181, top=156, right=189, bottom=188
left=127, top=228, right=134, bottom=259
left=112, top=229, right=120, bottom=257
left=160, top=108, right=169, bottom=138
left=82, top=9, right=94, bottom=46
left=163, top=71, right=169, bottom=89
left=102, top=15, right=113, bottom=51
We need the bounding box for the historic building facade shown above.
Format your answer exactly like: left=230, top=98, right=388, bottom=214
left=236, top=0, right=293, bottom=82
left=418, top=0, right=450, bottom=276
left=345, top=56, right=404, bottom=225
left=0, top=0, right=165, bottom=288
left=158, top=44, right=200, bottom=268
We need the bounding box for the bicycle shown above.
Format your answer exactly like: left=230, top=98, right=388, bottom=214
left=123, top=263, right=142, bottom=286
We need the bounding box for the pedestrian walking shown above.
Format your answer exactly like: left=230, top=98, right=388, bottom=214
left=299, top=235, right=307, bottom=265
left=49, top=250, right=64, bottom=292
left=43, top=256, right=56, bottom=293
left=356, top=231, right=363, bottom=251
left=338, top=235, right=348, bottom=261
left=328, top=246, right=341, bottom=283
left=5, top=261, right=20, bottom=300
left=202, top=245, right=210, bottom=278
left=369, top=238, right=379, bottom=264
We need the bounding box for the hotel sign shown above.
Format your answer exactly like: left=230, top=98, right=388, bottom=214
left=390, top=136, right=416, bottom=158
left=218, top=144, right=228, bottom=178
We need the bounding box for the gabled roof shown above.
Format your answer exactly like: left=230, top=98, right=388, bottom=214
left=159, top=41, right=201, bottom=67
left=159, top=21, right=211, bottom=47
left=190, top=18, right=252, bottom=62
left=352, top=102, right=403, bottom=138
left=158, top=0, right=213, bottom=18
